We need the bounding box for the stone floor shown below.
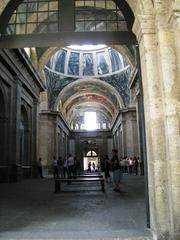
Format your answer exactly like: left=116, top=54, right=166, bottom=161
left=0, top=173, right=152, bottom=240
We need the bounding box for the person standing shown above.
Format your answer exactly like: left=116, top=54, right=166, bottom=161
left=63, top=157, right=68, bottom=179
left=37, top=157, right=44, bottom=178
left=92, top=162, right=96, bottom=172
left=52, top=156, right=59, bottom=179
left=111, top=149, right=122, bottom=192
left=133, top=156, right=138, bottom=175
left=58, top=156, right=64, bottom=178
left=87, top=161, right=91, bottom=172
left=104, top=155, right=111, bottom=183
left=67, top=154, right=74, bottom=178
left=74, top=157, right=81, bottom=176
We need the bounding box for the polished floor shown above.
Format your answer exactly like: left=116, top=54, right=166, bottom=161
left=0, top=173, right=152, bottom=240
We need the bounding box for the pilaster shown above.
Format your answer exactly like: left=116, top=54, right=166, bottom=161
left=40, top=91, right=48, bottom=110
left=157, top=4, right=180, bottom=239
left=133, top=14, right=172, bottom=240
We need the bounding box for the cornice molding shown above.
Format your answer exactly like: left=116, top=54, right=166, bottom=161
left=133, top=14, right=156, bottom=43
left=168, top=2, right=180, bottom=28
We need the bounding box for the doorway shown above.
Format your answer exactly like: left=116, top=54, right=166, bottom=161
left=83, top=150, right=99, bottom=172
left=0, top=0, right=150, bottom=235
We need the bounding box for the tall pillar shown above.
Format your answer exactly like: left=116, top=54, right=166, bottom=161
left=118, top=126, right=122, bottom=158
left=156, top=5, right=180, bottom=238
left=31, top=99, right=39, bottom=177
left=133, top=14, right=171, bottom=239
left=136, top=96, right=141, bottom=160
left=121, top=118, right=126, bottom=157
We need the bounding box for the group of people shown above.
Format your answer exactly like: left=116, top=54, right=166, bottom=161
left=37, top=150, right=142, bottom=193
left=87, top=161, right=100, bottom=172
left=101, top=150, right=142, bottom=192
left=37, top=155, right=80, bottom=179
left=52, top=154, right=80, bottom=179
left=101, top=149, right=122, bottom=192
left=120, top=156, right=143, bottom=176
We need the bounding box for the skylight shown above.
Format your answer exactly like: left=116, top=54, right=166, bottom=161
left=84, top=112, right=97, bottom=130
left=67, top=45, right=106, bottom=51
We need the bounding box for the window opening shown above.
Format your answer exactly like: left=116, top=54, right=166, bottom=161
left=75, top=0, right=127, bottom=32
left=84, top=112, right=97, bottom=130
left=7, top=0, right=59, bottom=34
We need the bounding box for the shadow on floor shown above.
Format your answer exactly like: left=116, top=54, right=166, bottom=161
left=0, top=174, right=152, bottom=239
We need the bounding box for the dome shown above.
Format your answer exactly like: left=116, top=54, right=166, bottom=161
left=46, top=46, right=129, bottom=78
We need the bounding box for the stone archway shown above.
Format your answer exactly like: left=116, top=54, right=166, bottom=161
left=131, top=1, right=180, bottom=239
left=83, top=149, right=99, bottom=171
left=0, top=1, right=180, bottom=239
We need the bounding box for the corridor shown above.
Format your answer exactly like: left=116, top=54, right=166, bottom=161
left=0, top=174, right=151, bottom=240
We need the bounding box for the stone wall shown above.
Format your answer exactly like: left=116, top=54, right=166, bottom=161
left=112, top=108, right=139, bottom=159
left=70, top=130, right=112, bottom=171
left=132, top=1, right=180, bottom=239
left=0, top=49, right=44, bottom=182
left=38, top=111, right=70, bottom=172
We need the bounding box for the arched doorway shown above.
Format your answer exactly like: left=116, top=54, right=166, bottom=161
left=0, top=0, right=149, bottom=230
left=83, top=149, right=99, bottom=172
left=1, top=1, right=179, bottom=239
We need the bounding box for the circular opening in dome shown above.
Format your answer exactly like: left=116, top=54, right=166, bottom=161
left=67, top=44, right=107, bottom=51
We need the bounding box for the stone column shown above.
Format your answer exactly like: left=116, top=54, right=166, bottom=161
left=11, top=76, right=23, bottom=181
left=60, top=128, right=63, bottom=159
left=66, top=134, right=69, bottom=156
left=135, top=96, right=141, bottom=160
left=156, top=5, right=180, bottom=238
left=133, top=15, right=171, bottom=239
left=31, top=99, right=39, bottom=177
left=121, top=118, right=126, bottom=157
left=118, top=125, right=122, bottom=158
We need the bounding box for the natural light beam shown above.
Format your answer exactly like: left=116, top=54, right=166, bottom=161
left=67, top=44, right=106, bottom=51
left=84, top=112, right=97, bottom=130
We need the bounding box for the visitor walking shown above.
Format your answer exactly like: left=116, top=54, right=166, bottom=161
left=87, top=161, right=91, bottom=172
left=111, top=149, right=122, bottom=192
left=104, top=155, right=111, bottom=182
left=58, top=156, right=64, bottom=178
left=67, top=154, right=74, bottom=178
left=37, top=157, right=44, bottom=178
left=52, top=156, right=59, bottom=179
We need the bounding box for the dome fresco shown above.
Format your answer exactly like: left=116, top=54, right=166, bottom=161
left=55, top=79, right=122, bottom=121
left=44, top=45, right=132, bottom=130
left=46, top=46, right=129, bottom=78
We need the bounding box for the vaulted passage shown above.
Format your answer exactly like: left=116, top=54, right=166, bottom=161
left=0, top=1, right=180, bottom=240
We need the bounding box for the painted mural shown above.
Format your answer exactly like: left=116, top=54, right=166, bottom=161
left=65, top=94, right=115, bottom=115
left=45, top=67, right=130, bottom=110
left=97, top=52, right=109, bottom=75
left=100, top=68, right=131, bottom=106
left=83, top=53, right=94, bottom=76
left=45, top=68, right=77, bottom=109
left=61, top=82, right=119, bottom=109
left=45, top=46, right=128, bottom=78
left=68, top=52, right=80, bottom=75
left=68, top=106, right=112, bottom=126
left=109, top=48, right=123, bottom=72
left=47, top=49, right=67, bottom=73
